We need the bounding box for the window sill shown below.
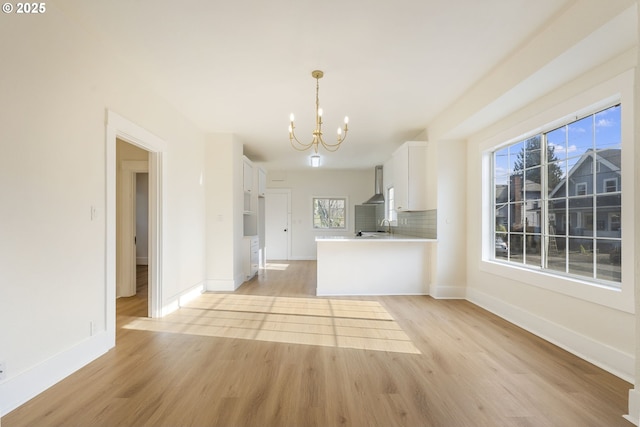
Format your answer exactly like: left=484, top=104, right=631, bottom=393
left=479, top=259, right=633, bottom=313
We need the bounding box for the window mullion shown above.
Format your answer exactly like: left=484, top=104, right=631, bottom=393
left=541, top=134, right=548, bottom=269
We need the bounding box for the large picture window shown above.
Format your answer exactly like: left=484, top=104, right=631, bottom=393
left=313, top=197, right=346, bottom=229
left=492, top=104, right=621, bottom=286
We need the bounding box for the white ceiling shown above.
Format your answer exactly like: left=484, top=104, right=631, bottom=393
left=53, top=0, right=634, bottom=170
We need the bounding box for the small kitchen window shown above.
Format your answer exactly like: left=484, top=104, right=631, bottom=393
left=387, top=187, right=397, bottom=222
left=313, top=197, right=346, bottom=229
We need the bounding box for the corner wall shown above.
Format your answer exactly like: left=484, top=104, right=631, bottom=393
left=205, top=134, right=245, bottom=290
left=627, top=3, right=640, bottom=423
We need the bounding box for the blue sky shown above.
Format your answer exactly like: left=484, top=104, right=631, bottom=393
left=494, top=104, right=621, bottom=186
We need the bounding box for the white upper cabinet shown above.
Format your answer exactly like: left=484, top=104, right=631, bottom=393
left=392, top=141, right=429, bottom=211
left=243, top=156, right=254, bottom=194
left=258, top=168, right=266, bottom=197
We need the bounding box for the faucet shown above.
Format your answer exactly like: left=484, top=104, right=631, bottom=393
left=380, top=219, right=392, bottom=234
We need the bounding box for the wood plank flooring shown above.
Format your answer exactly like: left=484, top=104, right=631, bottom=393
left=3, top=261, right=633, bottom=427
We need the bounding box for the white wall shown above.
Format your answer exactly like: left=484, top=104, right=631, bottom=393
left=630, top=4, right=640, bottom=423
left=431, top=140, right=467, bottom=298
left=0, top=3, right=207, bottom=415
left=267, top=169, right=374, bottom=259
left=205, top=133, right=245, bottom=290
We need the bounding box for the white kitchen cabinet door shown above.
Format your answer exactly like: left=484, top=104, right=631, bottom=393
left=258, top=168, right=266, bottom=197
left=393, top=142, right=428, bottom=211
left=243, top=157, right=254, bottom=193
left=243, top=235, right=259, bottom=280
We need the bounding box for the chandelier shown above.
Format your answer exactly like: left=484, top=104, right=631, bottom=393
left=289, top=70, right=349, bottom=154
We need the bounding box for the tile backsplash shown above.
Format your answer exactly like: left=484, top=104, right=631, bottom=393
left=394, top=209, right=437, bottom=239
left=355, top=204, right=386, bottom=232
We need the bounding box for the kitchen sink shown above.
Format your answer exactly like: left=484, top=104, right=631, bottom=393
left=356, top=232, right=389, bottom=239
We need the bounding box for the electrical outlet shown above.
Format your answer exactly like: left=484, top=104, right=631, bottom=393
left=0, top=361, right=6, bottom=381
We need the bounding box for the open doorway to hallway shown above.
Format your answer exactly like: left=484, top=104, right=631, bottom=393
left=107, top=110, right=166, bottom=344
left=116, top=138, right=150, bottom=318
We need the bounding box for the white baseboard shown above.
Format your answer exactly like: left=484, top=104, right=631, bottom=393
left=429, top=284, right=466, bottom=299
left=0, top=332, right=111, bottom=417
left=136, top=257, right=148, bottom=265
left=234, top=273, right=245, bottom=290
left=316, top=291, right=427, bottom=297
left=160, top=282, right=205, bottom=316
left=624, top=389, right=640, bottom=426
left=205, top=279, right=237, bottom=292
left=466, top=287, right=634, bottom=383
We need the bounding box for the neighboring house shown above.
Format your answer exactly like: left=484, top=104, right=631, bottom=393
left=496, top=148, right=621, bottom=243
left=495, top=176, right=542, bottom=233
left=548, top=148, right=621, bottom=241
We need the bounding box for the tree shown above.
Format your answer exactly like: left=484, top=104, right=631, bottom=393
left=512, top=135, right=563, bottom=192
left=313, top=198, right=345, bottom=228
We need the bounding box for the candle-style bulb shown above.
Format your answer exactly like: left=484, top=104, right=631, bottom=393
left=344, top=116, right=349, bottom=124
left=318, top=108, right=323, bottom=117
left=290, top=113, right=295, bottom=122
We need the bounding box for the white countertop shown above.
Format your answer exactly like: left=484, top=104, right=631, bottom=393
left=316, top=233, right=436, bottom=243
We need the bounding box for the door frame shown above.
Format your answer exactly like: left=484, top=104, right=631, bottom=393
left=106, top=110, right=166, bottom=346
left=265, top=188, right=292, bottom=261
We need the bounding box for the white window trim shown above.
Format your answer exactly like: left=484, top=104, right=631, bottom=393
left=386, top=186, right=397, bottom=225
left=575, top=182, right=588, bottom=196
left=477, top=70, right=634, bottom=313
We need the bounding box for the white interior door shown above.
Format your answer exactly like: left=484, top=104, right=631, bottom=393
left=117, top=160, right=148, bottom=298
left=265, top=189, right=291, bottom=260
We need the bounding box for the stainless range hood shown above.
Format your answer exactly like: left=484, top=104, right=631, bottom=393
left=363, top=165, right=384, bottom=204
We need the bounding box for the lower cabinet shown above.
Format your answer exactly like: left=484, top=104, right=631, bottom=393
left=243, top=235, right=259, bottom=280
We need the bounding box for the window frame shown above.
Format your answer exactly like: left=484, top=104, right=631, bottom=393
left=477, top=72, right=635, bottom=314
left=386, top=186, right=397, bottom=224
left=490, top=103, right=622, bottom=287
left=312, top=196, right=348, bottom=230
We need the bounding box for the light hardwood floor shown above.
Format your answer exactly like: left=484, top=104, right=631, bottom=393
left=3, top=261, right=633, bottom=427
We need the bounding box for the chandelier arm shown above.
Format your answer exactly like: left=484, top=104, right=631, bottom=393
left=319, top=133, right=347, bottom=150
left=289, top=130, right=316, bottom=151
left=319, top=140, right=343, bottom=152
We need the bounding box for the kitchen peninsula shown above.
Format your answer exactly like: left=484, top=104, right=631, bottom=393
left=315, top=234, right=436, bottom=296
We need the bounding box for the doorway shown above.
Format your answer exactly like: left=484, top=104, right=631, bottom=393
left=106, top=110, right=166, bottom=346
left=116, top=138, right=149, bottom=300
left=116, top=139, right=149, bottom=303
left=265, top=189, right=291, bottom=260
